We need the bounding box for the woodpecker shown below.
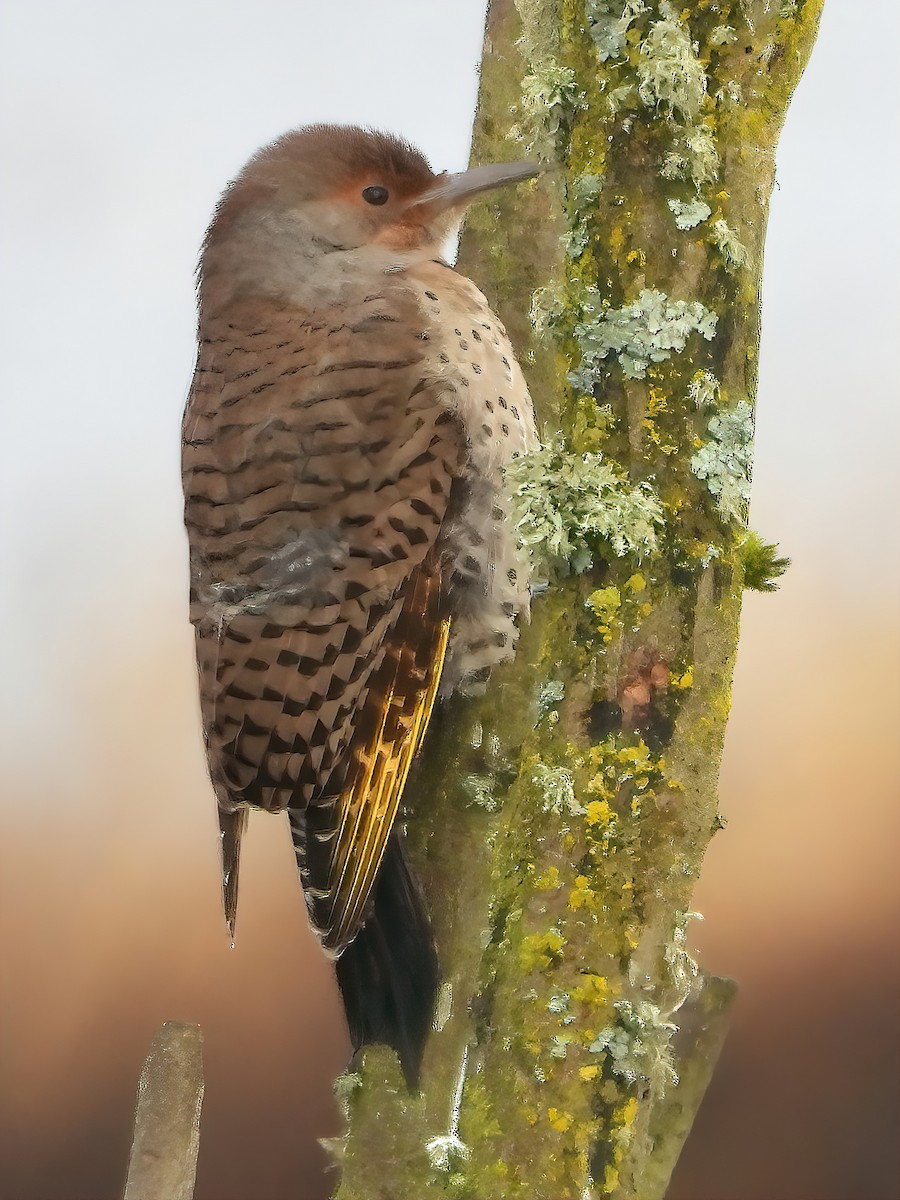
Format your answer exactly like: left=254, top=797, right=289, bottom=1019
left=182, top=125, right=537, bottom=1081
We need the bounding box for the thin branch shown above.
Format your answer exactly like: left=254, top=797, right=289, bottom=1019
left=123, top=1021, right=204, bottom=1200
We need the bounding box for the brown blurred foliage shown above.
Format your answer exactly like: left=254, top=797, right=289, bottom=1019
left=1, top=584, right=897, bottom=1200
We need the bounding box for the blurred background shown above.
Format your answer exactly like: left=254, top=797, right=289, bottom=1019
left=1, top=1, right=897, bottom=1198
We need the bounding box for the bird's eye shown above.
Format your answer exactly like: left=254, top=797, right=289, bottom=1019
left=362, top=185, right=389, bottom=206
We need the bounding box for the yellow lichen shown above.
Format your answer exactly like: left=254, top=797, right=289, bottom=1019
left=519, top=928, right=567, bottom=972
left=585, top=798, right=614, bottom=826
left=568, top=874, right=596, bottom=910
left=548, top=1107, right=574, bottom=1132
left=585, top=585, right=621, bottom=642
left=534, top=864, right=563, bottom=890
left=616, top=1096, right=640, bottom=1127
left=572, top=974, right=611, bottom=1007
left=608, top=223, right=627, bottom=263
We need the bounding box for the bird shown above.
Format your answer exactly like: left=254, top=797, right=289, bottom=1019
left=182, top=124, right=538, bottom=1083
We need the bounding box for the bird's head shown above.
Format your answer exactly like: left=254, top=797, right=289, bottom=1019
left=201, top=125, right=539, bottom=301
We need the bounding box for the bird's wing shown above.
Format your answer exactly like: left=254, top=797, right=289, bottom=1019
left=182, top=290, right=460, bottom=934
left=295, top=558, right=450, bottom=952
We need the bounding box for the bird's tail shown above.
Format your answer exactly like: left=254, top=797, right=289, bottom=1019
left=332, top=832, right=439, bottom=1088
left=219, top=805, right=248, bottom=942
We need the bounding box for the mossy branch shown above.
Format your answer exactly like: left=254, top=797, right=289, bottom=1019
left=331, top=1, right=823, bottom=1196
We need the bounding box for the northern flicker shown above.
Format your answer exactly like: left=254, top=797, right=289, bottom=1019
left=182, top=125, right=538, bottom=1080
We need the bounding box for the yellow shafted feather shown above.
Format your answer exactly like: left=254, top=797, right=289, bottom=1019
left=324, top=605, right=451, bottom=951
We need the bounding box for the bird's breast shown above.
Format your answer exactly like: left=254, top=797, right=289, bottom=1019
left=410, top=266, right=536, bottom=466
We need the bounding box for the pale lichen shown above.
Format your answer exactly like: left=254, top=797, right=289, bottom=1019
left=536, top=679, right=566, bottom=718
left=690, top=400, right=754, bottom=522
left=532, top=762, right=581, bottom=815
left=586, top=0, right=647, bottom=62
left=433, top=982, right=453, bottom=1033
left=716, top=78, right=744, bottom=107
left=425, top=1047, right=471, bottom=1172
left=590, top=999, right=678, bottom=1089
left=564, top=173, right=605, bottom=258
left=548, top=992, right=573, bottom=1018
left=462, top=773, right=500, bottom=812
left=637, top=5, right=708, bottom=122
left=607, top=82, right=638, bottom=114
left=571, top=287, right=718, bottom=382
left=505, top=438, right=664, bottom=569
left=667, top=197, right=711, bottom=230
left=519, top=61, right=584, bottom=151
left=549, top=1034, right=572, bottom=1058
left=663, top=910, right=703, bottom=1005
left=333, top=1071, right=362, bottom=1120
left=529, top=282, right=566, bottom=335
left=710, top=217, right=751, bottom=272
left=688, top=368, right=720, bottom=407
left=660, top=123, right=721, bottom=189
left=709, top=24, right=738, bottom=47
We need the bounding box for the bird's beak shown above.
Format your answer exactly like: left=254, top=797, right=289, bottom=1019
left=407, top=160, right=541, bottom=214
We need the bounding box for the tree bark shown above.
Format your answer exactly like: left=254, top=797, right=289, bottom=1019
left=331, top=2, right=823, bottom=1196
left=123, top=1022, right=204, bottom=1200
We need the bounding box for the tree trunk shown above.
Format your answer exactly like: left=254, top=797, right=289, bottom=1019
left=331, top=2, right=823, bottom=1196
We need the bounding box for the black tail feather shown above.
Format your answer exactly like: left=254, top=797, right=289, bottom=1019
left=219, top=806, right=247, bottom=942
left=334, top=834, right=439, bottom=1088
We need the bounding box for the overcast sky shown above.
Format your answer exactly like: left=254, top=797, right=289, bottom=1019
left=1, top=3, right=897, bottom=690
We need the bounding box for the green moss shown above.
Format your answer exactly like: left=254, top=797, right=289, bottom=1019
left=741, top=530, right=791, bottom=591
